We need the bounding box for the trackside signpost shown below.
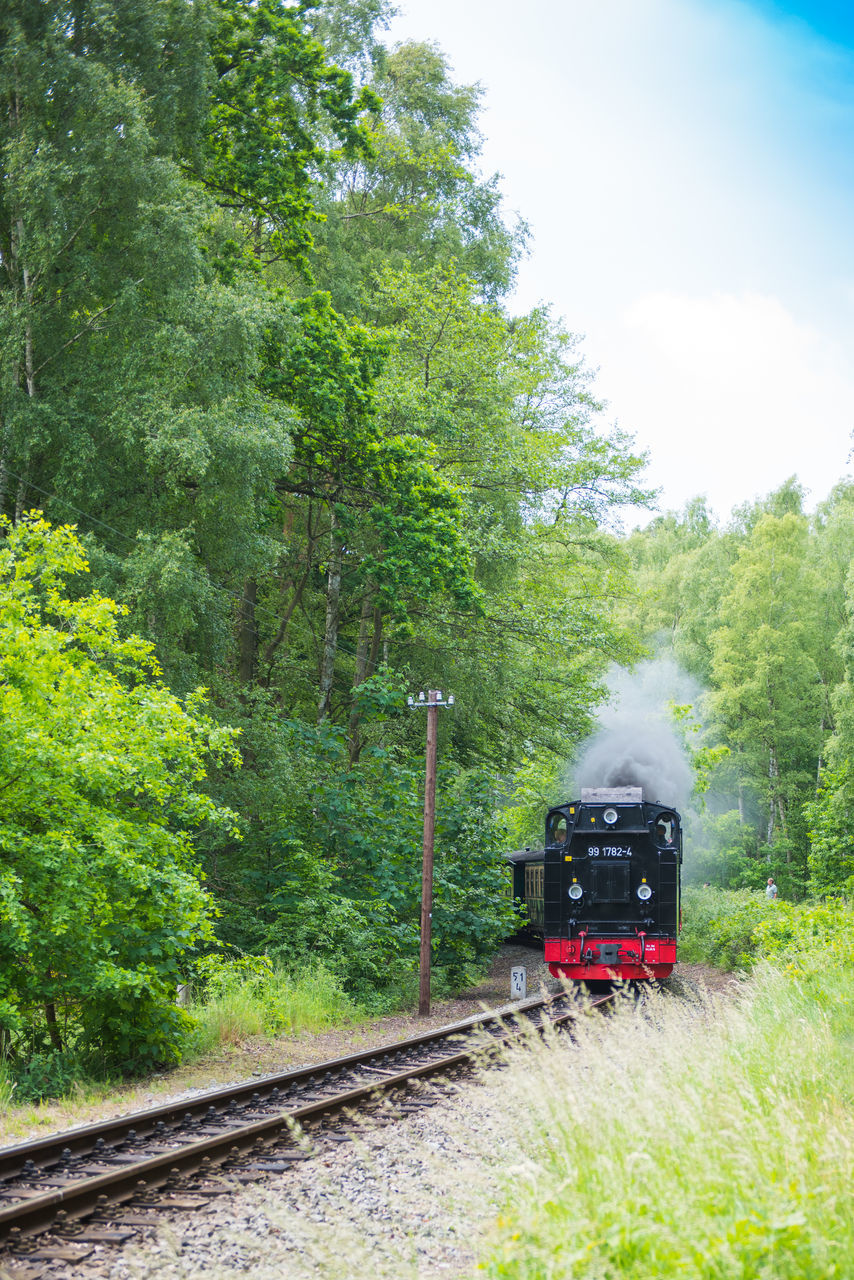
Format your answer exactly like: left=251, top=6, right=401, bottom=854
left=407, top=689, right=455, bottom=1016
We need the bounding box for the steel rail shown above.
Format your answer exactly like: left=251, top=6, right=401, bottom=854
left=0, top=991, right=610, bottom=1247
left=0, top=991, right=558, bottom=1182
left=0, top=1047, right=472, bottom=1242
left=1, top=988, right=614, bottom=1239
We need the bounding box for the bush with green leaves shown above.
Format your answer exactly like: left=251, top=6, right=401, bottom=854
left=751, top=898, right=854, bottom=974
left=202, top=705, right=517, bottom=1005
left=0, top=517, right=240, bottom=1079
left=681, top=886, right=854, bottom=975
left=679, top=887, right=773, bottom=969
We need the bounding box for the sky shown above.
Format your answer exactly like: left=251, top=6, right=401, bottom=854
left=383, top=0, right=854, bottom=526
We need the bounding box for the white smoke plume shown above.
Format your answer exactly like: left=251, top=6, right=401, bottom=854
left=570, top=657, right=698, bottom=810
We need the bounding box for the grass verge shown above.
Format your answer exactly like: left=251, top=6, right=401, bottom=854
left=477, top=965, right=854, bottom=1279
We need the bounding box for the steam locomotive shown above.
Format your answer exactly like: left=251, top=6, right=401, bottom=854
left=507, top=787, right=682, bottom=981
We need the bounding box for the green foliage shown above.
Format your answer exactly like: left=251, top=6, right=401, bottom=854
left=709, top=512, right=822, bottom=868
left=0, top=0, right=671, bottom=1088
left=269, top=288, right=480, bottom=620
left=805, top=763, right=854, bottom=895
left=274, top=737, right=517, bottom=991
left=199, top=702, right=516, bottom=1004
left=188, top=958, right=361, bottom=1051
left=503, top=756, right=563, bottom=849
left=311, top=37, right=523, bottom=309
left=625, top=481, right=854, bottom=896
left=680, top=886, right=854, bottom=975
left=680, top=887, right=775, bottom=969
left=189, top=952, right=277, bottom=996
left=9, top=1051, right=88, bottom=1105
left=0, top=1055, right=16, bottom=1113
left=203, top=0, right=380, bottom=271
left=0, top=516, right=239, bottom=1070
left=684, top=808, right=753, bottom=886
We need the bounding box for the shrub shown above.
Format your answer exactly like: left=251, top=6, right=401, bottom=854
left=751, top=898, right=854, bottom=974
left=0, top=517, right=240, bottom=1074
left=680, top=886, right=771, bottom=969
left=681, top=886, right=854, bottom=978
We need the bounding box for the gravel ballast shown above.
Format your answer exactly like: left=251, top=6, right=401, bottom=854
left=90, top=1075, right=506, bottom=1280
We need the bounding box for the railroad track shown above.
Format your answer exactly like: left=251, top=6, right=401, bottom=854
left=0, top=988, right=612, bottom=1273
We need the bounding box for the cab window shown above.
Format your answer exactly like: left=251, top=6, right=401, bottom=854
left=549, top=814, right=568, bottom=845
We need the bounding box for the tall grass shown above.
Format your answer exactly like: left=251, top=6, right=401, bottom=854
left=0, top=1056, right=16, bottom=1114
left=189, top=963, right=364, bottom=1053
left=477, top=967, right=854, bottom=1279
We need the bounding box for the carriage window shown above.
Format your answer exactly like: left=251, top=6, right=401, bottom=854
left=525, top=865, right=544, bottom=898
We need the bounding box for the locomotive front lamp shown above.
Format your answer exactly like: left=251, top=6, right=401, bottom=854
left=637, top=883, right=653, bottom=901
left=568, top=883, right=583, bottom=900
left=603, top=807, right=618, bottom=825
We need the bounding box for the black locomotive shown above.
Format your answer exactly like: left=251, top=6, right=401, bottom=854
left=507, top=787, right=681, bottom=981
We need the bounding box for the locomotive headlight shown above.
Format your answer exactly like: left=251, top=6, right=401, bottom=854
left=637, top=883, right=652, bottom=901
left=603, top=807, right=618, bottom=825
left=568, top=883, right=583, bottom=900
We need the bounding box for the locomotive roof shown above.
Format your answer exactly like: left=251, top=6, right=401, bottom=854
left=547, top=795, right=679, bottom=816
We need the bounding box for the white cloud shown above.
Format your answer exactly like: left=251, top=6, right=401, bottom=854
left=615, top=291, right=854, bottom=517
left=386, top=0, right=854, bottom=518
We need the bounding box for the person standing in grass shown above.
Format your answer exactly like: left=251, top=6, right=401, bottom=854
left=766, top=877, right=778, bottom=901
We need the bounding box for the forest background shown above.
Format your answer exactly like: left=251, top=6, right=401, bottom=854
left=1, top=0, right=853, bottom=1081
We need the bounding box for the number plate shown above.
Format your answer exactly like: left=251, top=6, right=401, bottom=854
left=587, top=846, right=632, bottom=858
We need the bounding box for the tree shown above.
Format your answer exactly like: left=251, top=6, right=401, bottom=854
left=0, top=516, right=239, bottom=1068
left=256, top=289, right=480, bottom=722
left=199, top=0, right=380, bottom=272
left=0, top=0, right=669, bottom=1045
left=805, top=497, right=854, bottom=895
left=0, top=0, right=307, bottom=700
left=0, top=0, right=203, bottom=515
left=709, top=510, right=823, bottom=884
left=622, top=498, right=734, bottom=678
left=805, top=762, right=854, bottom=896
left=311, top=38, right=523, bottom=311
left=367, top=263, right=652, bottom=767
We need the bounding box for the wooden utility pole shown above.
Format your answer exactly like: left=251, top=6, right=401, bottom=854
left=419, top=690, right=439, bottom=1016
left=408, top=688, right=455, bottom=1016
